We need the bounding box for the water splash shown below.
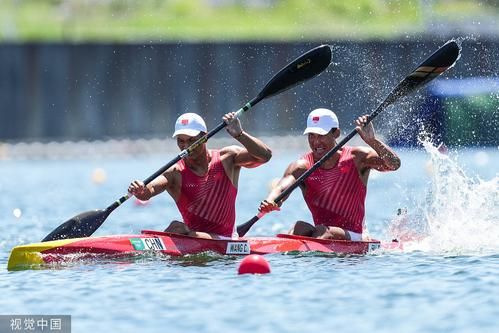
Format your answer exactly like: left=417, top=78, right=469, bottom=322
left=388, top=140, right=499, bottom=254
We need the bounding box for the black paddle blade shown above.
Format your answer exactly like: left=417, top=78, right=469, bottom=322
left=386, top=41, right=460, bottom=106
left=42, top=209, right=110, bottom=242
left=236, top=215, right=259, bottom=237
left=257, top=44, right=332, bottom=100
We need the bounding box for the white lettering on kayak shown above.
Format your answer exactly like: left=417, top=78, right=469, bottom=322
left=226, top=242, right=250, bottom=254
left=142, top=238, right=166, bottom=251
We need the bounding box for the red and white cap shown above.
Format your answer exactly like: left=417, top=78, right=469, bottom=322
left=172, top=113, right=207, bottom=138
left=303, top=108, right=339, bottom=135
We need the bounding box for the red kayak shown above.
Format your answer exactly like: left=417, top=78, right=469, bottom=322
left=7, top=230, right=401, bottom=270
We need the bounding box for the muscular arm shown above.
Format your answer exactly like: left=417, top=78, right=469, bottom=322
left=223, top=112, right=272, bottom=168
left=128, top=167, right=179, bottom=201
left=259, top=159, right=308, bottom=212
left=232, top=131, right=272, bottom=168
left=361, top=138, right=401, bottom=172
left=355, top=115, right=401, bottom=172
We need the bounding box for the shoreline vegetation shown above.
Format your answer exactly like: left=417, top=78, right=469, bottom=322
left=0, top=0, right=497, bottom=42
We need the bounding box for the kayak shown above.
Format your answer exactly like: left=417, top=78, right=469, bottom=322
left=7, top=230, right=401, bottom=271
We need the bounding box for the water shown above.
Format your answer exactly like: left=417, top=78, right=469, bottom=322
left=1, top=140, right=498, bottom=333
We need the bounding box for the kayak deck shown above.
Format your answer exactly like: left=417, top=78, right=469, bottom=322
left=7, top=230, right=396, bottom=271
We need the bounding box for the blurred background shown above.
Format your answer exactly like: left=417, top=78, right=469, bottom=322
left=0, top=0, right=497, bottom=156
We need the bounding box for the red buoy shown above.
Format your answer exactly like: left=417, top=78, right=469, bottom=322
left=238, top=254, right=271, bottom=275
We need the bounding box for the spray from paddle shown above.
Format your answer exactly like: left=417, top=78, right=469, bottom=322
left=387, top=140, right=499, bottom=254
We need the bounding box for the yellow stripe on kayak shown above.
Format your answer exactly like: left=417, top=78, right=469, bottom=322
left=7, top=238, right=82, bottom=271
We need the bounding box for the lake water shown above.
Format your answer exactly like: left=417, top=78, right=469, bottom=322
left=1, top=139, right=498, bottom=333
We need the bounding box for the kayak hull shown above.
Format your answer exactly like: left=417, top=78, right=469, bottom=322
left=7, top=230, right=399, bottom=271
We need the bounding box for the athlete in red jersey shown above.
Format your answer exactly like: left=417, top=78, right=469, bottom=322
left=128, top=112, right=272, bottom=239
left=259, top=108, right=400, bottom=241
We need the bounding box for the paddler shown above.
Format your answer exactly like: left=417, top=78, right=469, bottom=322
left=258, top=108, right=400, bottom=241
left=128, top=112, right=272, bottom=239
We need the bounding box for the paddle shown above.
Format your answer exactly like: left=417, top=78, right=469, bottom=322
left=42, top=44, right=333, bottom=242
left=237, top=40, right=461, bottom=237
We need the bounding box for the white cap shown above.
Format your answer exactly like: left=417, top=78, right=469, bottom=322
left=172, top=113, right=207, bottom=138
left=303, top=108, right=339, bottom=135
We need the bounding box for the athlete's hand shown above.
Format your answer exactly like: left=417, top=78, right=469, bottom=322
left=258, top=199, right=280, bottom=213
left=223, top=112, right=243, bottom=138
left=355, top=115, right=375, bottom=143
left=128, top=180, right=148, bottom=198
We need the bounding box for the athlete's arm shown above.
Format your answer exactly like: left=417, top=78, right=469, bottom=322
left=355, top=115, right=401, bottom=171
left=259, top=159, right=308, bottom=213
left=223, top=112, right=272, bottom=168
left=128, top=167, right=178, bottom=200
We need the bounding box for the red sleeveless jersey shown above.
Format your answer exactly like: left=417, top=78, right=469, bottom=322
left=302, top=146, right=366, bottom=233
left=175, top=150, right=237, bottom=237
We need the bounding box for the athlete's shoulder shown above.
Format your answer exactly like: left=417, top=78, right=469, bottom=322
left=296, top=152, right=313, bottom=168
left=286, top=157, right=309, bottom=176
